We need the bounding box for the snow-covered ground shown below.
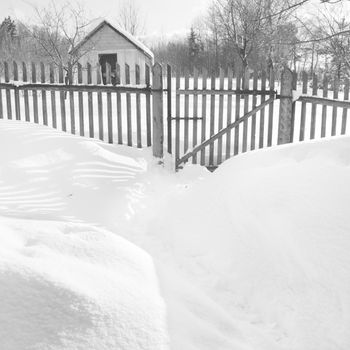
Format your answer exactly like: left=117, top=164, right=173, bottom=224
left=1, top=119, right=350, bottom=349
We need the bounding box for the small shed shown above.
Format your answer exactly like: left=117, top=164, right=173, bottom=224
left=71, top=20, right=154, bottom=85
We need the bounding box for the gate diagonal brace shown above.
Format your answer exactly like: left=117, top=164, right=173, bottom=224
left=176, top=96, right=275, bottom=168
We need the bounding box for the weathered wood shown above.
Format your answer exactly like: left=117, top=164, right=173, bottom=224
left=0, top=68, right=3, bottom=118
left=321, top=74, right=328, bottom=137
left=234, top=69, right=241, bottom=155
left=290, top=71, right=297, bottom=142
left=68, top=63, right=75, bottom=134
left=49, top=64, right=57, bottom=128
left=259, top=70, right=267, bottom=149
left=13, top=61, right=21, bottom=121
left=331, top=76, right=339, bottom=136
left=125, top=63, right=132, bottom=146
left=77, top=63, right=84, bottom=136
left=200, top=69, right=207, bottom=165
left=226, top=67, right=233, bottom=159
left=4, top=61, right=12, bottom=119
left=278, top=67, right=293, bottom=145
left=341, top=78, right=349, bottom=135
left=58, top=65, right=66, bottom=131
left=152, top=63, right=164, bottom=158
left=175, top=70, right=181, bottom=165
left=184, top=70, right=190, bottom=153
left=87, top=63, right=94, bottom=138
left=135, top=64, right=141, bottom=148
left=0, top=82, right=150, bottom=94
left=267, top=69, right=275, bottom=146
left=310, top=74, right=318, bottom=139
left=192, top=67, right=198, bottom=163
left=97, top=64, right=103, bottom=140
left=178, top=97, right=275, bottom=166
left=176, top=89, right=272, bottom=95
left=299, top=71, right=308, bottom=141
left=298, top=95, right=350, bottom=108
left=31, top=62, right=38, bottom=123
left=217, top=68, right=224, bottom=164
left=167, top=64, right=172, bottom=154
left=242, top=67, right=250, bottom=152
left=145, top=64, right=151, bottom=146
left=115, top=62, right=122, bottom=144
left=250, top=70, right=258, bottom=150
left=23, top=63, right=30, bottom=122
left=209, top=75, right=216, bottom=165
left=40, top=62, right=47, bottom=125
left=106, top=62, right=113, bottom=144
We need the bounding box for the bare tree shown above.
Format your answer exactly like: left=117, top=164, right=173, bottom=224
left=25, top=0, right=95, bottom=75
left=117, top=0, right=145, bottom=36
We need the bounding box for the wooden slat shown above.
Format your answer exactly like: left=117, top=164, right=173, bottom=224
left=331, top=76, right=339, bottom=136
left=184, top=70, right=190, bottom=153
left=77, top=63, right=84, bottom=136
left=68, top=63, right=75, bottom=134
left=217, top=68, right=224, bottom=164
left=31, top=62, right=38, bottom=123
left=145, top=64, right=151, bottom=146
left=97, top=64, right=103, bottom=140
left=58, top=65, right=66, bottom=131
left=291, top=72, right=297, bottom=142
left=135, top=64, right=141, bottom=147
left=116, top=62, right=123, bottom=144
left=209, top=74, right=216, bottom=165
left=176, top=89, right=271, bottom=95
left=87, top=63, right=94, bottom=138
left=49, top=64, right=57, bottom=128
left=234, top=69, right=241, bottom=155
left=4, top=61, right=12, bottom=119
left=259, top=71, right=266, bottom=149
left=299, top=71, right=308, bottom=141
left=106, top=62, right=113, bottom=143
left=341, top=78, right=349, bottom=135
left=226, top=67, right=233, bottom=159
left=310, top=73, right=318, bottom=139
left=267, top=70, right=275, bottom=146
left=321, top=74, right=328, bottom=137
left=200, top=69, right=207, bottom=165
left=23, top=63, right=30, bottom=122
left=125, top=63, right=132, bottom=146
left=250, top=70, right=258, bottom=150
left=242, top=68, right=249, bottom=152
left=0, top=69, right=2, bottom=119
left=192, top=67, right=198, bottom=164
left=175, top=70, right=181, bottom=164
left=13, top=61, right=21, bottom=120
left=167, top=64, right=172, bottom=154
left=40, top=62, right=47, bottom=125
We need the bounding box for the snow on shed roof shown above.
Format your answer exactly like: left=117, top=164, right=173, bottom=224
left=71, top=19, right=154, bottom=59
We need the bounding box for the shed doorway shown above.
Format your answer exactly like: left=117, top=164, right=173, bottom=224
left=99, top=54, right=118, bottom=85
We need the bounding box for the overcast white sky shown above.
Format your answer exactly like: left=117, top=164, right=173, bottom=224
left=0, top=0, right=212, bottom=37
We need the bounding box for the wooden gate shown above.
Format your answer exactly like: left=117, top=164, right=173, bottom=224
left=168, top=67, right=277, bottom=170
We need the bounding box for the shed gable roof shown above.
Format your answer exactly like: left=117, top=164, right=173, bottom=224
left=71, top=20, right=153, bottom=59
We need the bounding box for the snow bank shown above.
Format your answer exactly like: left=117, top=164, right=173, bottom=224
left=0, top=216, right=169, bottom=350
left=143, top=137, right=350, bottom=350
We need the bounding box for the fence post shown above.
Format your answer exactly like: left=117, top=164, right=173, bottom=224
left=278, top=67, right=293, bottom=145
left=152, top=63, right=164, bottom=159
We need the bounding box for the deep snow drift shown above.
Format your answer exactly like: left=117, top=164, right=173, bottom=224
left=1, top=120, right=350, bottom=350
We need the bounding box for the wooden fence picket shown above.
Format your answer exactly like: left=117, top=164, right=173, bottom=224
left=331, top=76, right=339, bottom=136
left=184, top=70, right=190, bottom=153
left=31, top=62, right=38, bottom=124
left=192, top=67, right=198, bottom=163
left=259, top=70, right=266, bottom=149
left=217, top=68, right=224, bottom=164
left=125, top=63, right=132, bottom=146
left=234, top=69, right=241, bottom=155
left=49, top=64, right=57, bottom=128
left=13, top=61, right=21, bottom=121
left=242, top=67, right=249, bottom=152
left=321, top=74, right=328, bottom=137
left=106, top=62, right=113, bottom=143
left=68, top=63, right=75, bottom=134
left=135, top=64, right=141, bottom=148
left=58, top=65, right=66, bottom=131
left=116, top=62, right=123, bottom=144
left=4, top=61, right=12, bottom=120
left=200, top=69, right=207, bottom=165
left=96, top=64, right=103, bottom=140
left=267, top=69, right=275, bottom=147
left=310, top=74, right=318, bottom=139
left=300, top=71, right=308, bottom=140
left=145, top=64, right=151, bottom=146
left=40, top=62, right=47, bottom=125
left=209, top=74, right=216, bottom=165
left=77, top=63, right=84, bottom=136
left=341, top=78, right=349, bottom=135
left=225, top=67, right=233, bottom=159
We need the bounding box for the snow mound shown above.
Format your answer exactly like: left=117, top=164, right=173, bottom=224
left=145, top=137, right=350, bottom=350
left=0, top=217, right=169, bottom=350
